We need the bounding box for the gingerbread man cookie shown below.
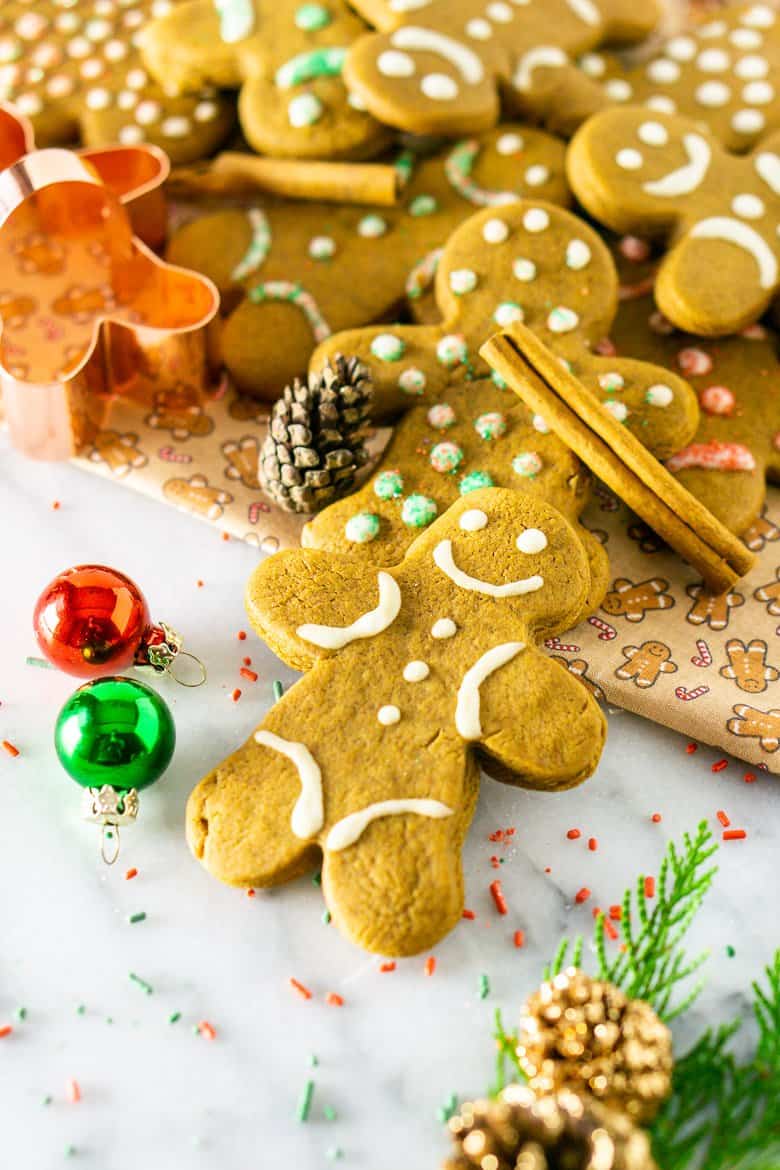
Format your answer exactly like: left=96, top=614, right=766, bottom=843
left=166, top=126, right=571, bottom=398
left=300, top=376, right=610, bottom=612
left=609, top=234, right=780, bottom=538
left=720, top=637, right=779, bottom=693
left=574, top=2, right=780, bottom=155
left=187, top=489, right=606, bottom=955
left=0, top=1, right=233, bottom=164
left=340, top=0, right=659, bottom=137
left=310, top=199, right=698, bottom=454
left=140, top=0, right=389, bottom=160
left=615, top=639, right=678, bottom=687
left=568, top=105, right=780, bottom=335
left=602, top=577, right=675, bottom=622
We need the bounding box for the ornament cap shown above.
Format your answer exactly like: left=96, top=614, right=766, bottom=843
left=81, top=785, right=140, bottom=866
left=136, top=622, right=206, bottom=687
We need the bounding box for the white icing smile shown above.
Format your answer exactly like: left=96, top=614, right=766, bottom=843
left=689, top=216, right=778, bottom=288
left=433, top=540, right=544, bottom=597
left=513, top=45, right=568, bottom=91
left=642, top=133, right=711, bottom=197
left=326, top=799, right=453, bottom=851
left=297, top=572, right=401, bottom=648
left=390, top=26, right=485, bottom=86
left=255, top=731, right=323, bottom=839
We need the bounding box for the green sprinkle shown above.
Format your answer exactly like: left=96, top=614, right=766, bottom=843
left=129, top=972, right=153, bottom=996
left=169, top=1011, right=182, bottom=1025
left=76, top=1005, right=86, bottom=1016
left=272, top=680, right=284, bottom=702
left=42, top=1096, right=52, bottom=1107
left=128, top=912, right=147, bottom=925
left=323, top=1105, right=337, bottom=1121
left=478, top=973, right=490, bottom=1000
left=322, top=909, right=332, bottom=925
left=297, top=1079, right=315, bottom=1122
left=436, top=1092, right=459, bottom=1122
left=15, top=1007, right=27, bottom=1022
left=309, top=1054, right=319, bottom=1068
left=26, top=655, right=54, bottom=669
left=726, top=944, right=736, bottom=957
left=105, top=1017, right=113, bottom=1025
left=312, top=871, right=322, bottom=887
left=326, top=1147, right=344, bottom=1161
left=64, top=1146, right=76, bottom=1159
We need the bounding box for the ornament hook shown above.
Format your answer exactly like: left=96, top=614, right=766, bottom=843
left=101, top=824, right=121, bottom=866
left=137, top=622, right=206, bottom=687
left=165, top=650, right=207, bottom=688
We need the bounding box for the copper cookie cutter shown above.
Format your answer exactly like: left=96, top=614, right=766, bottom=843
left=0, top=103, right=219, bottom=461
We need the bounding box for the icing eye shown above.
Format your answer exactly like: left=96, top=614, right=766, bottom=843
left=638, top=121, right=669, bottom=146
left=516, top=528, right=547, bottom=554
left=616, top=148, right=643, bottom=170
left=378, top=50, right=415, bottom=77
left=732, top=193, right=765, bottom=219
left=483, top=217, right=509, bottom=244
left=460, top=508, right=488, bottom=531
left=496, top=132, right=524, bottom=154
left=421, top=73, right=458, bottom=100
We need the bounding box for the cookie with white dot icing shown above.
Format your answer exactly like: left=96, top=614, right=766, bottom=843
left=341, top=0, right=659, bottom=137
left=571, top=2, right=780, bottom=155
left=188, top=487, right=606, bottom=956
left=0, top=0, right=233, bottom=163
left=310, top=198, right=699, bottom=459
left=609, top=232, right=780, bottom=538
left=139, top=0, right=389, bottom=160
left=166, top=123, right=570, bottom=397
left=568, top=104, right=780, bottom=334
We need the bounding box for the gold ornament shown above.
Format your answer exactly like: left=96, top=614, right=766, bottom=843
left=443, top=1085, right=658, bottom=1170
left=515, top=968, right=673, bottom=1123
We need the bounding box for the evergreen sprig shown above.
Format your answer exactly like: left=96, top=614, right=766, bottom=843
left=544, top=821, right=718, bottom=1021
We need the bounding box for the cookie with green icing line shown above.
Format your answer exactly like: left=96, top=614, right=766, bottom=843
left=341, top=0, right=659, bottom=138
left=301, top=375, right=612, bottom=616
left=165, top=124, right=570, bottom=398
left=608, top=232, right=780, bottom=539
left=187, top=487, right=606, bottom=956
left=140, top=0, right=389, bottom=159
left=309, top=198, right=699, bottom=458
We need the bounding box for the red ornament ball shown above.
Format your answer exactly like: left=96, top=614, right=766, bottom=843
left=34, top=565, right=151, bottom=678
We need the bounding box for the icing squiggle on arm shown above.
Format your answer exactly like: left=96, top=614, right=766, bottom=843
left=326, top=799, right=453, bottom=851
left=689, top=217, right=777, bottom=289
left=455, top=643, right=525, bottom=739
left=643, top=134, right=711, bottom=197
left=755, top=151, right=780, bottom=195
left=566, top=0, right=600, bottom=26
left=296, top=572, right=402, bottom=648
left=255, top=731, right=323, bottom=838
left=433, top=540, right=543, bottom=596
left=215, top=0, right=255, bottom=43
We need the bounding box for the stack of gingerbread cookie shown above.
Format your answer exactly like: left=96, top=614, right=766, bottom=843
left=4, top=0, right=779, bottom=957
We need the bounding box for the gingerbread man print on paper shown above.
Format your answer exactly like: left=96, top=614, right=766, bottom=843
left=686, top=582, right=745, bottom=630
left=615, top=640, right=678, bottom=688
left=720, top=638, right=779, bottom=693
left=187, top=489, right=606, bottom=956
left=728, top=703, right=780, bottom=750
left=601, top=577, right=675, bottom=623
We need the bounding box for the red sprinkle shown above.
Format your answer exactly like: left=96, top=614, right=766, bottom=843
left=604, top=917, right=619, bottom=941
left=566, top=828, right=581, bottom=840
left=2, top=740, right=20, bottom=758
left=52, top=500, right=61, bottom=510
left=716, top=809, right=731, bottom=827
left=230, top=688, right=242, bottom=702
left=198, top=1021, right=217, bottom=1040
left=196, top=580, right=204, bottom=588
left=246, top=888, right=256, bottom=898
left=239, top=667, right=258, bottom=682
left=575, top=887, right=591, bottom=905
left=609, top=905, right=622, bottom=921
left=221, top=532, right=230, bottom=541
left=644, top=876, right=655, bottom=898
left=651, top=813, right=662, bottom=823
left=125, top=867, right=138, bottom=881
left=326, top=992, right=344, bottom=1007
left=67, top=1079, right=81, bottom=1103
left=242, top=656, right=252, bottom=666
left=424, top=956, right=436, bottom=977
left=489, top=880, right=508, bottom=915
left=462, top=909, right=476, bottom=920
left=513, top=930, right=525, bottom=949
left=744, top=772, right=757, bottom=784
left=0, top=1026, right=12, bottom=1039
left=237, top=631, right=247, bottom=641
left=712, top=759, right=728, bottom=773
left=686, top=743, right=698, bottom=754
left=289, top=978, right=312, bottom=1000
left=379, top=962, right=396, bottom=973
left=588, top=837, right=598, bottom=852
left=723, top=829, right=747, bottom=841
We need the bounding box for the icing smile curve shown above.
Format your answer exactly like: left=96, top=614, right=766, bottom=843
left=433, top=539, right=544, bottom=596
left=643, top=133, right=711, bottom=198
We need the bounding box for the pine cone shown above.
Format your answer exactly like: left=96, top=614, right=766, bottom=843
left=516, top=969, right=673, bottom=1123
left=443, top=1086, right=658, bottom=1170
left=259, top=355, right=372, bottom=513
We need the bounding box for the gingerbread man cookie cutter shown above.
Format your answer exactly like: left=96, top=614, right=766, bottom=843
left=0, top=124, right=218, bottom=460
left=187, top=488, right=606, bottom=956
left=340, top=0, right=659, bottom=137
left=568, top=105, right=780, bottom=335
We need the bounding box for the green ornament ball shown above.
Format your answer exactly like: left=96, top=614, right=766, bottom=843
left=54, top=677, right=175, bottom=793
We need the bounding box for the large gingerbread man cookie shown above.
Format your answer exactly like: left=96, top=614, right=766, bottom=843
left=309, top=199, right=699, bottom=448
left=187, top=488, right=606, bottom=955
left=0, top=1, right=233, bottom=163
left=568, top=105, right=780, bottom=335
left=340, top=0, right=659, bottom=137
left=610, top=233, right=780, bottom=537
left=573, top=2, right=780, bottom=154
left=166, top=126, right=571, bottom=397
left=140, top=0, right=389, bottom=159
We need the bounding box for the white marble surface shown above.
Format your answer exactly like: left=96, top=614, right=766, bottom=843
left=1, top=435, right=778, bottom=1170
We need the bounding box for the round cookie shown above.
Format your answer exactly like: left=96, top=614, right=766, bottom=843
left=165, top=124, right=571, bottom=398
left=0, top=1, right=233, bottom=163
left=187, top=488, right=606, bottom=956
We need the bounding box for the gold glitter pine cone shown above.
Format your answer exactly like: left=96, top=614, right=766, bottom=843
left=443, top=1085, right=658, bottom=1170
left=516, top=969, right=673, bottom=1124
